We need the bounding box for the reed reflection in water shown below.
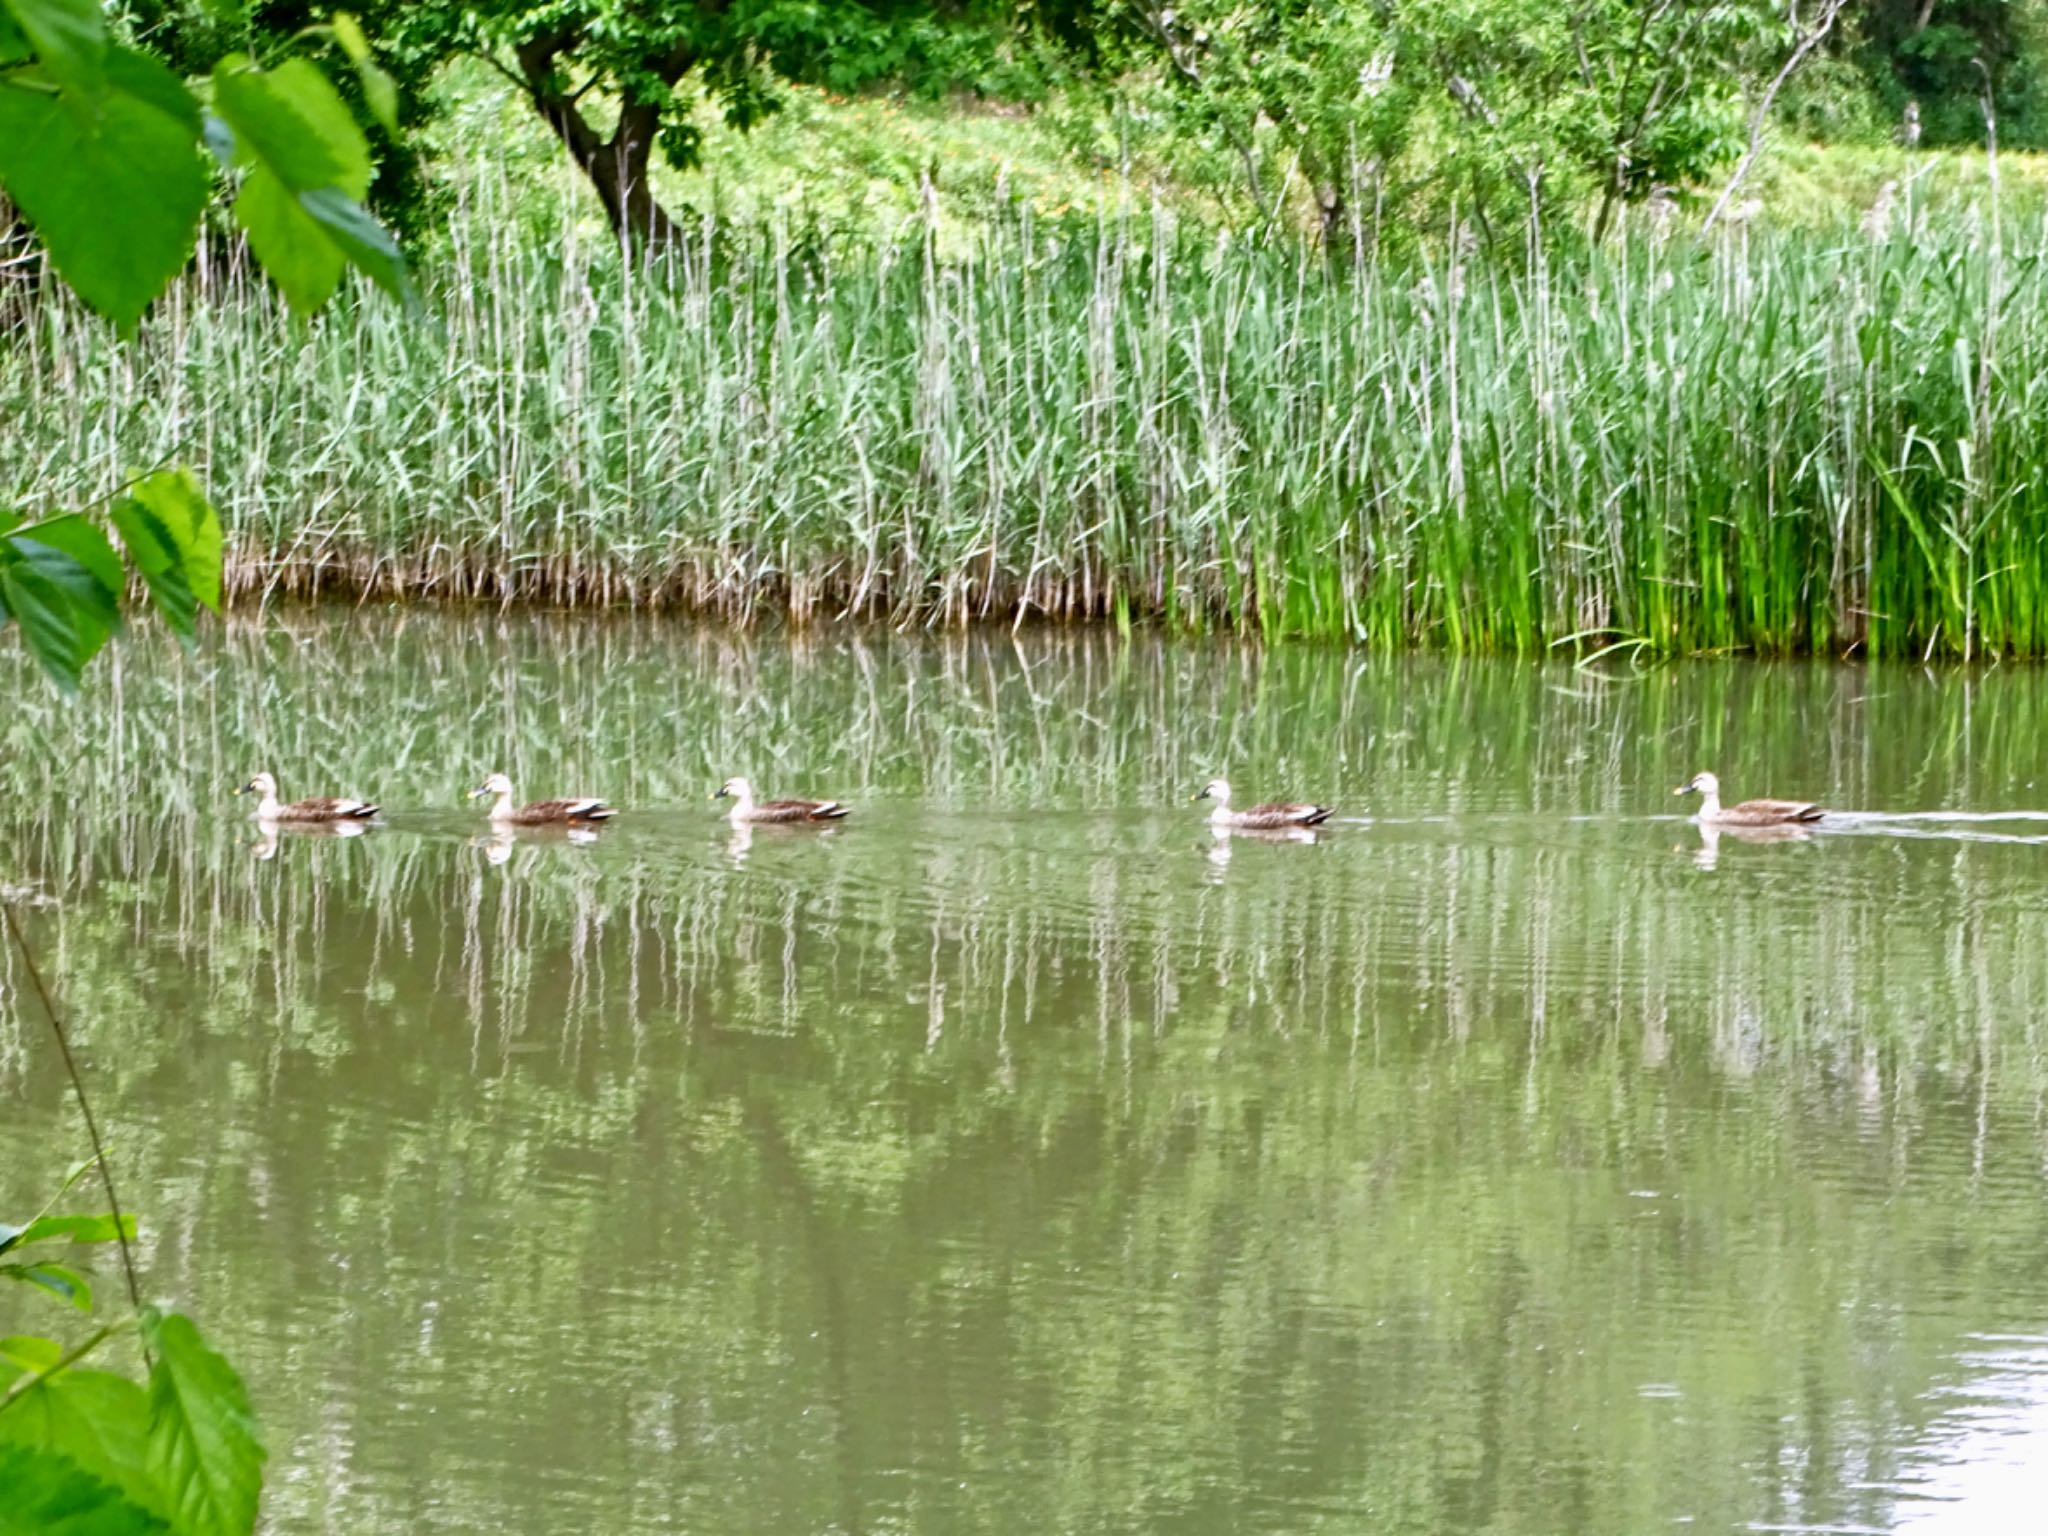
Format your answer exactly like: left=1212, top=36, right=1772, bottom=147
left=3, top=611, right=2047, bottom=1535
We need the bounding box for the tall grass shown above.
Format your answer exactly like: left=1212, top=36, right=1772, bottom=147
left=5, top=175, right=2046, bottom=657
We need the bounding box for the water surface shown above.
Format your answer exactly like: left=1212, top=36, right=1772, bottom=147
left=3, top=613, right=2047, bottom=1534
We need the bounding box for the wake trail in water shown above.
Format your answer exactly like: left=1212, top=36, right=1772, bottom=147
left=1827, top=809, right=2048, bottom=823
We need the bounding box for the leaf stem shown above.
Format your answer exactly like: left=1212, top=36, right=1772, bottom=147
left=1, top=900, right=151, bottom=1359
left=0, top=1320, right=130, bottom=1416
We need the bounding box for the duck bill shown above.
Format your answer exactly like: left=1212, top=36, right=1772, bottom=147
left=1672, top=784, right=1697, bottom=797
left=1189, top=790, right=1208, bottom=802
left=466, top=787, right=489, bottom=800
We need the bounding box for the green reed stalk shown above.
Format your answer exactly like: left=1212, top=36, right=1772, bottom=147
left=5, top=172, right=2047, bottom=658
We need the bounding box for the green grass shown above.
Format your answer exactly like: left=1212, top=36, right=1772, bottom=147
left=6, top=158, right=2048, bottom=659
left=423, top=64, right=1191, bottom=253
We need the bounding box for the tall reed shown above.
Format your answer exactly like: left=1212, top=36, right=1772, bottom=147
left=5, top=175, right=2045, bottom=658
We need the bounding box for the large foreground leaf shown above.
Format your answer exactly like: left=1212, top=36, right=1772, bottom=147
left=8, top=513, right=125, bottom=652
left=0, top=1363, right=166, bottom=1524
left=109, top=468, right=224, bottom=647
left=0, top=46, right=206, bottom=331
left=0, top=0, right=104, bottom=96
left=0, top=560, right=98, bottom=694
left=232, top=164, right=344, bottom=312
left=0, top=1444, right=167, bottom=1536
left=209, top=54, right=415, bottom=313
left=141, top=1310, right=264, bottom=1536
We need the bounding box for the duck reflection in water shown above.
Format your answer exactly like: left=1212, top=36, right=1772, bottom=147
left=1691, top=820, right=1814, bottom=870
left=250, top=818, right=371, bottom=862
left=726, top=818, right=849, bottom=867
left=1206, top=822, right=1322, bottom=872
left=472, top=824, right=602, bottom=867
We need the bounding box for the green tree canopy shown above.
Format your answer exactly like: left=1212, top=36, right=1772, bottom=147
left=152, top=2, right=1088, bottom=246
left=1111, top=0, right=1804, bottom=247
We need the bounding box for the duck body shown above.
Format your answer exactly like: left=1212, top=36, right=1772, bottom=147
left=470, top=773, right=617, bottom=826
left=1192, top=778, right=1333, bottom=830
left=715, top=777, right=849, bottom=824
left=1674, top=771, right=1824, bottom=827
left=238, top=773, right=379, bottom=824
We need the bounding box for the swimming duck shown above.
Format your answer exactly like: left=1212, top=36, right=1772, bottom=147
left=469, top=772, right=617, bottom=826
left=714, top=777, right=849, bottom=824
left=235, top=772, right=379, bottom=824
left=1192, top=778, right=1333, bottom=830
left=1673, top=771, right=1823, bottom=827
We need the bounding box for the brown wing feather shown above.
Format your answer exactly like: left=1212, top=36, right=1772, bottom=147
left=1239, top=802, right=1334, bottom=829
left=277, top=797, right=379, bottom=822
left=514, top=798, right=617, bottom=824
left=752, top=798, right=848, bottom=823
left=1726, top=798, right=1823, bottom=825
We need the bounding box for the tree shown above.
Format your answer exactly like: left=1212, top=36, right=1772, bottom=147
left=248, top=1, right=1084, bottom=248
left=1115, top=1, right=1803, bottom=249
left=1844, top=0, right=2048, bottom=145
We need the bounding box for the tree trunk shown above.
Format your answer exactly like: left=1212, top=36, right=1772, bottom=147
left=1316, top=182, right=1347, bottom=259
left=573, top=102, right=684, bottom=250
left=517, top=40, right=685, bottom=252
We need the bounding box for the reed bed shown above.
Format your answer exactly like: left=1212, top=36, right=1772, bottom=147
left=5, top=182, right=2047, bottom=657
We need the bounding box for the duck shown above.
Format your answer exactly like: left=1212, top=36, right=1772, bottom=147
left=1672, top=771, right=1824, bottom=827
left=713, top=777, right=849, bottom=824
left=235, top=772, right=379, bottom=824
left=468, top=772, right=617, bottom=826
left=1191, top=778, right=1333, bottom=830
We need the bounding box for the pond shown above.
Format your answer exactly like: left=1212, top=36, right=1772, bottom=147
left=4, top=611, right=2047, bottom=1534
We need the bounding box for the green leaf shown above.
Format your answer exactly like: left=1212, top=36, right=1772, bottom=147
left=9, top=515, right=125, bottom=648
left=298, top=186, right=419, bottom=311
left=0, top=1335, right=64, bottom=1371
left=211, top=55, right=369, bottom=197
left=330, top=16, right=399, bottom=135
left=0, top=1364, right=168, bottom=1525
left=4, top=1214, right=137, bottom=1252
left=208, top=54, right=413, bottom=314
left=102, top=41, right=199, bottom=136
left=0, top=561, right=92, bottom=694
left=0, top=0, right=105, bottom=96
left=0, top=1444, right=168, bottom=1536
left=0, top=47, right=207, bottom=330
left=123, top=468, right=223, bottom=614
left=0, top=1261, right=93, bottom=1310
left=233, top=165, right=343, bottom=313
left=3, top=539, right=118, bottom=659
left=141, top=1310, right=264, bottom=1536
left=0, top=12, right=31, bottom=65
left=9, top=515, right=122, bottom=597
left=329, top=12, right=371, bottom=64
left=355, top=60, right=399, bottom=139
left=107, top=505, right=195, bottom=645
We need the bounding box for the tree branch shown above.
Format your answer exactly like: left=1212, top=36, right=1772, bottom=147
left=1704, top=0, right=1850, bottom=233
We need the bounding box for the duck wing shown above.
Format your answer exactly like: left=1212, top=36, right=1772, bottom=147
left=280, top=797, right=379, bottom=822
left=755, top=798, right=849, bottom=823
left=1239, top=801, right=1333, bottom=829
left=1727, top=798, right=1823, bottom=825
left=516, top=798, right=617, bottom=824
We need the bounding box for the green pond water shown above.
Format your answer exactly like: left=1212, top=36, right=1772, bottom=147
left=4, top=611, right=2048, bottom=1535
